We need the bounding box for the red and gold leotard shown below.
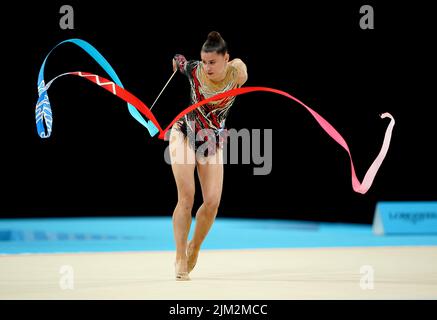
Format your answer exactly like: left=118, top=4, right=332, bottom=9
left=173, top=54, right=241, bottom=155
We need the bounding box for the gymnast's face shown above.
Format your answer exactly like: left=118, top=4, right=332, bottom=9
left=201, top=51, right=229, bottom=82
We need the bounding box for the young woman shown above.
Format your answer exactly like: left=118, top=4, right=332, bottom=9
left=170, top=31, right=248, bottom=280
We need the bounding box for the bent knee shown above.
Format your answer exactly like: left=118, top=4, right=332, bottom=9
left=177, top=191, right=195, bottom=211
left=203, top=196, right=220, bottom=212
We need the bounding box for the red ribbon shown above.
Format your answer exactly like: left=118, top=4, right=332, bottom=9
left=65, top=71, right=395, bottom=194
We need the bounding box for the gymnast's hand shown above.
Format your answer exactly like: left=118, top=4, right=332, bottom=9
left=172, top=59, right=177, bottom=72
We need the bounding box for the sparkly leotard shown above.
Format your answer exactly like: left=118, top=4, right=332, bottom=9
left=173, top=54, right=241, bottom=156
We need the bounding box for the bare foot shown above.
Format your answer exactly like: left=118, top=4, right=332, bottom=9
left=174, top=258, right=190, bottom=281
left=187, top=241, right=199, bottom=274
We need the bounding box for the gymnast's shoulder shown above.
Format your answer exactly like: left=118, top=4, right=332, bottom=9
left=228, top=58, right=248, bottom=86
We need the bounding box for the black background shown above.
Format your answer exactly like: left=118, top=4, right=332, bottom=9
left=1, top=0, right=435, bottom=223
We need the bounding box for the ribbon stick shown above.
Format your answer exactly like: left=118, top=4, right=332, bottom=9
left=150, top=70, right=177, bottom=110
left=35, top=39, right=159, bottom=138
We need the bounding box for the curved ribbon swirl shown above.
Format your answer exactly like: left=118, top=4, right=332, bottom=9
left=40, top=71, right=395, bottom=195
left=35, top=39, right=159, bottom=138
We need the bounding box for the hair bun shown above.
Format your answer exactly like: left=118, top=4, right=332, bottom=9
left=207, top=31, right=222, bottom=42
left=202, top=31, right=227, bottom=54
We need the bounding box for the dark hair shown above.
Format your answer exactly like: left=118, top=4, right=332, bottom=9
left=201, top=31, right=227, bottom=55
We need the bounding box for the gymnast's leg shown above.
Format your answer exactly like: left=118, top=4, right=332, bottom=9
left=188, top=146, right=224, bottom=273
left=169, top=124, right=196, bottom=280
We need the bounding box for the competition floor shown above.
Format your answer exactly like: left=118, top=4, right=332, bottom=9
left=1, top=217, right=436, bottom=299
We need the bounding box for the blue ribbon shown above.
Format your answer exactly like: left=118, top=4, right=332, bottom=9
left=35, top=38, right=159, bottom=138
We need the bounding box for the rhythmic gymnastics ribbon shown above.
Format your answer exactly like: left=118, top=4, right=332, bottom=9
left=35, top=39, right=159, bottom=138
left=38, top=70, right=394, bottom=195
